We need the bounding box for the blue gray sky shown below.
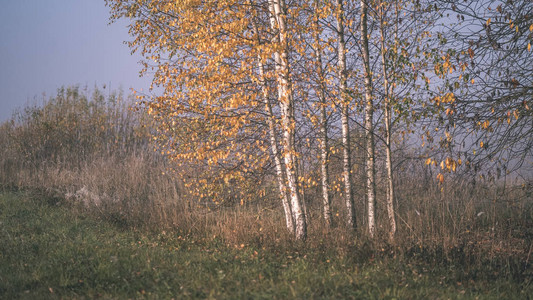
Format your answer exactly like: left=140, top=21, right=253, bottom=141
left=0, top=0, right=151, bottom=122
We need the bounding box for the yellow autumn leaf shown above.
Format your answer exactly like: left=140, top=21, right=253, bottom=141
left=437, top=173, right=444, bottom=183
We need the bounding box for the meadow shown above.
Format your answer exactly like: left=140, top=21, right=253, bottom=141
left=1, top=191, right=531, bottom=299
left=0, top=86, right=531, bottom=298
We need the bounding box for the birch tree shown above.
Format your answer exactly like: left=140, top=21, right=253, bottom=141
left=311, top=0, right=333, bottom=227
left=335, top=0, right=356, bottom=230
left=250, top=6, right=294, bottom=234
left=432, top=0, right=533, bottom=177
left=268, top=0, right=307, bottom=240
left=107, top=0, right=309, bottom=239
left=360, top=0, right=377, bottom=238
left=377, top=0, right=397, bottom=241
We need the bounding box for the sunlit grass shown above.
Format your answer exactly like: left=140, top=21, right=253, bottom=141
left=1, top=191, right=531, bottom=299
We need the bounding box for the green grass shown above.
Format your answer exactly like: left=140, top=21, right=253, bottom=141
left=0, top=192, right=531, bottom=299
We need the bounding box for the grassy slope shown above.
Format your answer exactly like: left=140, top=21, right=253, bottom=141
left=0, top=192, right=531, bottom=299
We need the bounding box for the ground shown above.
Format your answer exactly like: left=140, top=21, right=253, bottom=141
left=0, top=191, right=531, bottom=299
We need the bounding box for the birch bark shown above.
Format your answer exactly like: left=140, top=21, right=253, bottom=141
left=335, top=0, right=356, bottom=230
left=360, top=0, right=376, bottom=238
left=313, top=0, right=333, bottom=227
left=269, top=0, right=307, bottom=240
left=250, top=11, right=295, bottom=234
left=378, top=1, right=397, bottom=242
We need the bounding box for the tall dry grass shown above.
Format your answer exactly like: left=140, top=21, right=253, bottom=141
left=0, top=86, right=187, bottom=229
left=0, top=85, right=531, bottom=261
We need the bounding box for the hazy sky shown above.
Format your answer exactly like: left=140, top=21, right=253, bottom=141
left=0, top=0, right=151, bottom=122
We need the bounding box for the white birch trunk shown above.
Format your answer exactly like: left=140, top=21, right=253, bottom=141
left=250, top=7, right=295, bottom=235
left=313, top=0, right=332, bottom=227
left=269, top=0, right=307, bottom=241
left=335, top=0, right=356, bottom=229
left=378, top=2, right=397, bottom=242
left=360, top=0, right=376, bottom=238
left=263, top=67, right=296, bottom=235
